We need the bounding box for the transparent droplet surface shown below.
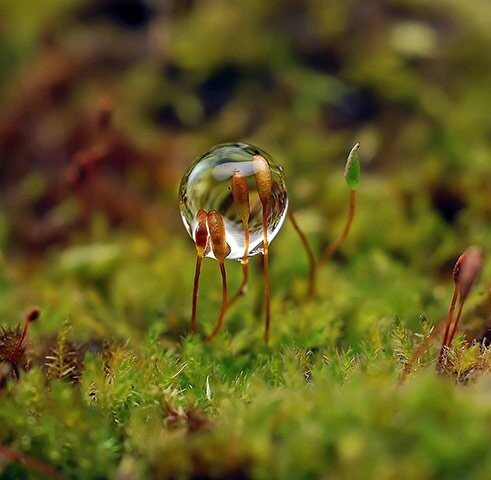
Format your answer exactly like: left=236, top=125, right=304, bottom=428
left=179, top=143, right=288, bottom=260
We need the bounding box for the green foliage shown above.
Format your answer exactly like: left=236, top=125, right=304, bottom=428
left=3, top=324, right=491, bottom=478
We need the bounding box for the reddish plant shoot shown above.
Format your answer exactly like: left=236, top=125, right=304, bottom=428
left=7, top=306, right=40, bottom=365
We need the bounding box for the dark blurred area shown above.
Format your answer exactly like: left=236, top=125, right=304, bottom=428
left=1, top=0, right=490, bottom=256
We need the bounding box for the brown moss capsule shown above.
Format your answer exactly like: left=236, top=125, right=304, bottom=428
left=232, top=170, right=250, bottom=226
left=207, top=210, right=230, bottom=263
left=194, top=209, right=209, bottom=257
left=27, top=306, right=41, bottom=323
left=252, top=154, right=273, bottom=207
left=453, top=246, right=483, bottom=301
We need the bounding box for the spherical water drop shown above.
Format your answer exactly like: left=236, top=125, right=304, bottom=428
left=179, top=143, right=288, bottom=260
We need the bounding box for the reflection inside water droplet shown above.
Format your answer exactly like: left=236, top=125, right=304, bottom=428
left=179, top=143, right=288, bottom=260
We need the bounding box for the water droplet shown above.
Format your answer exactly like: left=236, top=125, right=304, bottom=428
left=179, top=143, right=288, bottom=260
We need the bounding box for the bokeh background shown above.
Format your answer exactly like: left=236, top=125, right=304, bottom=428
left=1, top=0, right=491, bottom=339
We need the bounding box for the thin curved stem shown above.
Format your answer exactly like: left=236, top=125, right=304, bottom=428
left=262, top=204, right=271, bottom=344
left=207, top=262, right=228, bottom=341
left=0, top=444, right=59, bottom=477
left=437, top=288, right=459, bottom=366
left=227, top=222, right=250, bottom=309
left=448, top=298, right=465, bottom=348
left=287, top=209, right=317, bottom=298
left=190, top=255, right=203, bottom=334
left=440, top=288, right=459, bottom=350
left=319, top=189, right=356, bottom=265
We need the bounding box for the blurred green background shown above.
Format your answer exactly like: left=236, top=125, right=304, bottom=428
left=1, top=0, right=491, bottom=339
left=2, top=0, right=490, bottom=247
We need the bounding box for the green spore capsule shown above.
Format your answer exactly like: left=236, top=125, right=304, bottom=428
left=344, top=142, right=361, bottom=190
